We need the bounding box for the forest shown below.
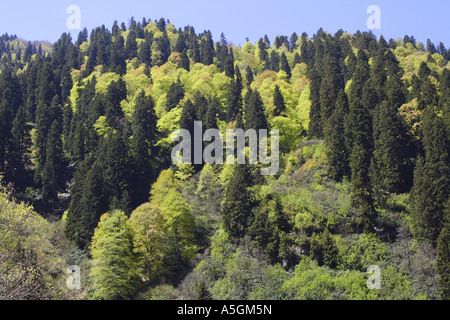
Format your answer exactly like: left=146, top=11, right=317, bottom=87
left=0, top=17, right=449, bottom=300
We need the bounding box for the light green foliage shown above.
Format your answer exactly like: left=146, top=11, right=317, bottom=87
left=149, top=169, right=179, bottom=206
left=129, top=203, right=168, bottom=281
left=281, top=258, right=377, bottom=300
left=337, top=233, right=387, bottom=271
left=90, top=210, right=140, bottom=300
left=0, top=189, right=80, bottom=299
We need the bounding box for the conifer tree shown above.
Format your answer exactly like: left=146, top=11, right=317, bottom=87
left=138, top=33, right=153, bottom=66
left=245, top=65, right=254, bottom=86
left=280, top=52, right=291, bottom=79
left=437, top=200, right=450, bottom=300
left=273, top=85, right=286, bottom=117
left=307, top=59, right=323, bottom=139
left=223, top=164, right=256, bottom=240
left=157, top=31, right=171, bottom=65
left=110, top=34, right=127, bottom=75
left=349, top=102, right=376, bottom=232
left=131, top=91, right=157, bottom=206
left=244, top=89, right=267, bottom=131
left=180, top=49, right=190, bottom=71
left=200, top=31, right=214, bottom=65
left=224, top=48, right=235, bottom=78
left=227, top=72, right=243, bottom=123
left=166, top=79, right=185, bottom=112
left=270, top=50, right=280, bottom=72
left=411, top=108, right=450, bottom=244
left=41, top=120, right=65, bottom=206
left=125, top=29, right=138, bottom=60
left=326, top=90, right=350, bottom=181
left=105, top=79, right=127, bottom=130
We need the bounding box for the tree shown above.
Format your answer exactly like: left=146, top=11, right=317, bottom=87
left=156, top=31, right=171, bottom=65
left=307, top=57, right=323, bottom=139
left=310, top=230, right=339, bottom=268
left=227, top=72, right=243, bottom=123
left=131, top=91, right=157, bottom=206
left=223, top=164, right=256, bottom=240
left=138, top=34, right=153, bottom=66
left=129, top=203, right=168, bottom=281
left=160, top=189, right=197, bottom=267
left=166, top=79, right=185, bottom=112
left=245, top=66, right=254, bottom=86
left=437, top=200, right=450, bottom=300
left=41, top=120, right=65, bottom=206
left=411, top=108, right=450, bottom=244
left=326, top=90, right=350, bottom=181
left=273, top=85, right=286, bottom=117
left=110, top=34, right=126, bottom=75
left=270, top=50, right=280, bottom=72
left=244, top=89, right=267, bottom=131
left=125, top=29, right=138, bottom=60
left=180, top=49, right=190, bottom=71
left=0, top=65, right=22, bottom=175
left=348, top=92, right=376, bottom=232
left=105, top=79, right=127, bottom=130
left=90, top=210, right=140, bottom=300
left=280, top=52, right=291, bottom=79
left=35, top=94, right=61, bottom=185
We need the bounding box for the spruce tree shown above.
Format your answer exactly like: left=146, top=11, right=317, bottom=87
left=245, top=65, right=254, bottom=87
left=180, top=49, right=190, bottom=71
left=307, top=59, right=323, bottom=139
left=280, top=52, right=291, bottom=79
left=138, top=34, right=153, bottom=66
left=227, top=74, right=243, bottom=123
left=412, top=108, right=450, bottom=244
left=131, top=91, right=157, bottom=206
left=105, top=79, right=127, bottom=130
left=166, top=79, right=185, bottom=112
left=244, top=89, right=267, bottom=131
left=125, top=29, right=138, bottom=60
left=273, top=85, right=286, bottom=117
left=348, top=97, right=376, bottom=232
left=270, top=50, right=280, bottom=72
left=326, top=90, right=350, bottom=181
left=223, top=164, right=256, bottom=240
left=110, top=34, right=126, bottom=75
left=41, top=120, right=65, bottom=207
left=437, top=200, right=450, bottom=300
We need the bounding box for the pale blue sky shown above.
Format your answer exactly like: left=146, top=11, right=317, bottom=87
left=0, top=0, right=449, bottom=46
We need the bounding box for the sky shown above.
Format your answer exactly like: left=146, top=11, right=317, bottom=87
left=0, top=0, right=449, bottom=46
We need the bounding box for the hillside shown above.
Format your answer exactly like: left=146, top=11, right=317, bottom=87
left=0, top=17, right=449, bottom=300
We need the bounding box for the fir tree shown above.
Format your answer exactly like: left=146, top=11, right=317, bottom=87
left=244, top=89, right=267, bottom=131
left=223, top=164, right=256, bottom=240
left=273, top=85, right=286, bottom=117
left=166, top=79, right=185, bottom=112
left=280, top=52, right=291, bottom=79
left=110, top=34, right=126, bottom=75
left=41, top=120, right=65, bottom=206
left=131, top=91, right=157, bottom=206
left=437, top=200, right=450, bottom=300
left=326, top=90, right=350, bottom=181
left=125, top=29, right=138, bottom=60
